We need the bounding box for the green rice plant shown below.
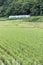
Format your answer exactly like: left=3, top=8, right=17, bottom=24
left=0, top=20, right=43, bottom=65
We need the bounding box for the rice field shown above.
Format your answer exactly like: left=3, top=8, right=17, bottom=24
left=0, top=20, right=43, bottom=65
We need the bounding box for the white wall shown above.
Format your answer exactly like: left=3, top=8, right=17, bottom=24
left=9, top=15, right=30, bottom=19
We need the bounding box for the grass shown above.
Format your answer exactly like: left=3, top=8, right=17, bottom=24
left=0, top=16, right=43, bottom=22
left=24, top=16, right=43, bottom=22
left=0, top=18, right=43, bottom=65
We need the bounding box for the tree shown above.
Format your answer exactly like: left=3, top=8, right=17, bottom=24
left=0, top=0, right=43, bottom=17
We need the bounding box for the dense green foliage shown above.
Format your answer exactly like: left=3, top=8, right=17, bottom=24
left=0, top=0, right=43, bottom=17
left=0, top=21, right=43, bottom=65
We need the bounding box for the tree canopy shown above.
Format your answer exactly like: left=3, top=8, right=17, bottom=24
left=0, top=0, right=43, bottom=17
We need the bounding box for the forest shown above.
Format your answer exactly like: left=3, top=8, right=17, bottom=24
left=0, top=0, right=43, bottom=17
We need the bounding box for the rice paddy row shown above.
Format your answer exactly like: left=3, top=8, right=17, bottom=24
left=0, top=21, right=43, bottom=65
